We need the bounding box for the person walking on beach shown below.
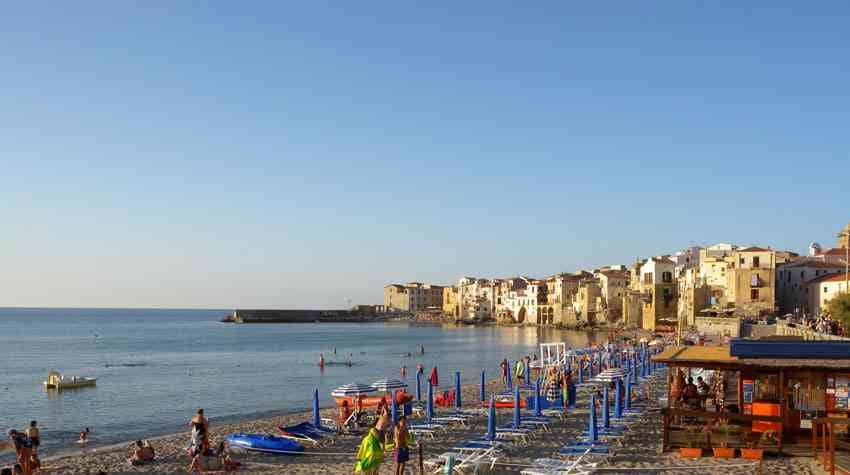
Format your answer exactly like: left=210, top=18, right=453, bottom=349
left=499, top=358, right=508, bottom=385
left=514, top=360, right=524, bottom=383
left=25, top=422, right=39, bottom=455
left=393, top=416, right=410, bottom=475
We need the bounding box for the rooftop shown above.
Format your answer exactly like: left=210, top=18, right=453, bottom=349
left=653, top=344, right=850, bottom=371
left=738, top=246, right=771, bottom=253
left=805, top=272, right=850, bottom=285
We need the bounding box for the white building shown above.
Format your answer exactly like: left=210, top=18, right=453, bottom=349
left=807, top=272, right=850, bottom=316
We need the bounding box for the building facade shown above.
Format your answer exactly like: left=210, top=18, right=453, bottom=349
left=777, top=259, right=845, bottom=316
left=383, top=282, right=444, bottom=312
left=807, top=272, right=850, bottom=316
left=639, top=257, right=678, bottom=331
left=442, top=286, right=459, bottom=318
left=725, top=247, right=776, bottom=317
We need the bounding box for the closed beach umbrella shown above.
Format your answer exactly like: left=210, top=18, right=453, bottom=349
left=513, top=385, right=522, bottom=428
left=625, top=377, right=632, bottom=411
left=429, top=367, right=439, bottom=387
left=455, top=371, right=462, bottom=409
left=614, top=378, right=623, bottom=419
left=312, top=388, right=321, bottom=428
left=480, top=370, right=486, bottom=402
left=524, top=360, right=530, bottom=385
left=603, top=386, right=610, bottom=429
left=506, top=364, right=513, bottom=390
left=588, top=393, right=598, bottom=443
left=485, top=395, right=496, bottom=440
left=416, top=372, right=422, bottom=401
left=427, top=381, right=434, bottom=422
left=331, top=383, right=376, bottom=397
left=391, top=390, right=399, bottom=426
left=370, top=378, right=408, bottom=393
left=534, top=379, right=543, bottom=417
left=577, top=363, right=584, bottom=384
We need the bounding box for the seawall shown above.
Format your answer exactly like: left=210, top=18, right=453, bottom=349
left=227, top=309, right=386, bottom=323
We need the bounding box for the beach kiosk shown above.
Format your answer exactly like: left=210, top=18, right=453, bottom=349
left=654, top=338, right=850, bottom=472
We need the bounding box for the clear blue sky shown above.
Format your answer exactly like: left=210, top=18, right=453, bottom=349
left=2, top=2, right=848, bottom=309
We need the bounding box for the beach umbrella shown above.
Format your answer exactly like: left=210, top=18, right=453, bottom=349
left=577, top=363, right=584, bottom=384
left=588, top=393, right=598, bottom=443
left=404, top=401, right=412, bottom=417
left=312, top=388, right=321, bottom=428
left=603, top=386, right=610, bottom=429
left=568, top=381, right=577, bottom=409
left=480, top=370, right=486, bottom=402
left=534, top=379, right=543, bottom=417
left=416, top=372, right=422, bottom=400
left=455, top=371, right=462, bottom=409
left=426, top=381, right=434, bottom=422
left=331, top=383, right=376, bottom=397
left=625, top=377, right=632, bottom=411
left=506, top=362, right=513, bottom=390
left=391, top=390, right=399, bottom=426
left=513, top=385, right=521, bottom=428
left=615, top=378, right=623, bottom=419
left=429, top=367, right=439, bottom=387
left=370, top=378, right=408, bottom=392
left=485, top=395, right=496, bottom=441
left=524, top=360, right=530, bottom=385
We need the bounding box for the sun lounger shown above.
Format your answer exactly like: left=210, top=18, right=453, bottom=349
left=425, top=448, right=500, bottom=474
left=454, top=440, right=507, bottom=452
left=409, top=428, right=436, bottom=439
left=559, top=445, right=609, bottom=456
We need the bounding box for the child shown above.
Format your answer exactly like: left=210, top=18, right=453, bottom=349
left=393, top=416, right=410, bottom=475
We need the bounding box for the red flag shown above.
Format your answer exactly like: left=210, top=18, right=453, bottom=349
left=429, top=367, right=439, bottom=387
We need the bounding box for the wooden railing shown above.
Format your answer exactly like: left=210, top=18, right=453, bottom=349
left=813, top=417, right=850, bottom=475
left=661, top=407, right=785, bottom=453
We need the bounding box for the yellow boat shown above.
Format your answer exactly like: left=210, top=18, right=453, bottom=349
left=44, top=370, right=96, bottom=390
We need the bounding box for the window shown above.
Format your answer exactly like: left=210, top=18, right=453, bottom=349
left=824, top=287, right=828, bottom=293
left=662, top=272, right=673, bottom=283
left=751, top=288, right=760, bottom=300
left=643, top=273, right=652, bottom=284
left=801, top=271, right=805, bottom=279
left=753, top=256, right=760, bottom=268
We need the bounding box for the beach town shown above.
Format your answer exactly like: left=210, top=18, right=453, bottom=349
left=5, top=221, right=850, bottom=474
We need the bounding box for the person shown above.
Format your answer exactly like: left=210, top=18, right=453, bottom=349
left=499, top=359, right=508, bottom=385
left=696, top=376, right=710, bottom=406
left=338, top=400, right=353, bottom=432
left=514, top=360, right=524, bottom=383
left=216, top=441, right=240, bottom=472
left=682, top=377, right=700, bottom=408
left=393, top=416, right=410, bottom=475
left=78, top=428, right=90, bottom=444
left=29, top=452, right=40, bottom=473
left=25, top=422, right=39, bottom=455
left=400, top=364, right=406, bottom=378
left=189, top=409, right=209, bottom=456
left=419, top=345, right=425, bottom=355
left=416, top=363, right=424, bottom=376
left=7, top=430, right=32, bottom=475
left=128, top=440, right=155, bottom=466
left=375, top=399, right=390, bottom=435
left=354, top=422, right=383, bottom=474
left=545, top=366, right=560, bottom=401
left=319, top=353, right=325, bottom=370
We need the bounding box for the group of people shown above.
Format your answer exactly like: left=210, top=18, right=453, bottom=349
left=5, top=422, right=41, bottom=475
left=671, top=369, right=727, bottom=412
left=185, top=408, right=239, bottom=473
left=354, top=398, right=411, bottom=475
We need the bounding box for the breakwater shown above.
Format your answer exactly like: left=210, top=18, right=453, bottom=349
left=226, top=308, right=386, bottom=323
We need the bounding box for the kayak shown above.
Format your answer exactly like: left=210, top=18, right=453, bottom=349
left=225, top=433, right=304, bottom=455
left=334, top=391, right=414, bottom=408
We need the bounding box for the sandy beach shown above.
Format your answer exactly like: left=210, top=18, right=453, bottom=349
left=29, top=372, right=817, bottom=474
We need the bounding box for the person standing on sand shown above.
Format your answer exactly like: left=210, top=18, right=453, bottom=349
left=189, top=409, right=209, bottom=455
left=393, top=416, right=410, bottom=475
left=25, top=422, right=39, bottom=455
left=499, top=358, right=508, bottom=385
left=7, top=430, right=32, bottom=475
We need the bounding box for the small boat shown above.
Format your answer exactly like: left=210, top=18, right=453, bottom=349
left=43, top=371, right=96, bottom=390
left=225, top=433, right=304, bottom=455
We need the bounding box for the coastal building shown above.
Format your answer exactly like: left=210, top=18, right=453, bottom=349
left=699, top=243, right=737, bottom=288
left=573, top=279, right=603, bottom=325
left=639, top=256, right=678, bottom=331
left=672, top=246, right=702, bottom=275
left=383, top=282, right=444, bottom=313
left=807, top=272, right=850, bottom=316
left=457, top=277, right=496, bottom=321
left=776, top=259, right=845, bottom=316
left=544, top=273, right=583, bottom=326
left=677, top=266, right=709, bottom=327
left=596, top=269, right=629, bottom=322
left=724, top=246, right=776, bottom=317
left=442, top=286, right=459, bottom=318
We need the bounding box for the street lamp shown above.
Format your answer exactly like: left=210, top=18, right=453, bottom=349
left=840, top=230, right=850, bottom=295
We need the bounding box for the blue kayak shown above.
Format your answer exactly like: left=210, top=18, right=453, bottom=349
left=225, top=433, right=305, bottom=455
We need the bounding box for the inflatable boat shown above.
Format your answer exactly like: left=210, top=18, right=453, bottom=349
left=225, top=433, right=304, bottom=455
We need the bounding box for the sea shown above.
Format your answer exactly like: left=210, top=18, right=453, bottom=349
left=0, top=307, right=599, bottom=459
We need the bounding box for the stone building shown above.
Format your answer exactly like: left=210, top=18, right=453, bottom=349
left=442, top=286, right=459, bottom=318
left=725, top=247, right=776, bottom=317
left=807, top=272, right=850, bottom=316
left=777, top=259, right=845, bottom=315
left=639, top=257, right=678, bottom=331
left=596, top=269, right=629, bottom=322
left=383, top=282, right=444, bottom=313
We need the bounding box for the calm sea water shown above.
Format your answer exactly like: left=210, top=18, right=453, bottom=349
left=0, top=308, right=598, bottom=459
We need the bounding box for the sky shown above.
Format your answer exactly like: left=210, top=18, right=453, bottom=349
left=1, top=2, right=849, bottom=309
